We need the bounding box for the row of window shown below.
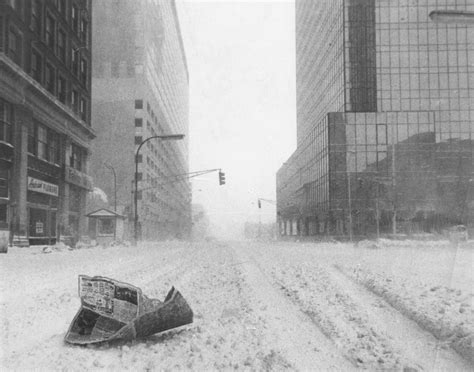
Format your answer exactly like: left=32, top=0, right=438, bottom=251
left=9, top=0, right=88, bottom=44
left=6, top=2, right=90, bottom=74
left=27, top=121, right=86, bottom=171
left=30, top=46, right=88, bottom=120
left=4, top=25, right=89, bottom=122
left=28, top=121, right=61, bottom=164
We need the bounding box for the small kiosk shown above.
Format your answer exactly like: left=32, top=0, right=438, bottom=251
left=86, top=208, right=125, bottom=245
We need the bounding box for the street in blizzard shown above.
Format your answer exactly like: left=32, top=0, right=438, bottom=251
left=0, top=0, right=473, bottom=371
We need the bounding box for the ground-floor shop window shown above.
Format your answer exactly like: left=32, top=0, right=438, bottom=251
left=29, top=208, right=47, bottom=237
left=0, top=203, right=7, bottom=229
left=28, top=207, right=56, bottom=244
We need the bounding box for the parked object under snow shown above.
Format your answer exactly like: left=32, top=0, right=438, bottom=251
left=64, top=275, right=193, bottom=345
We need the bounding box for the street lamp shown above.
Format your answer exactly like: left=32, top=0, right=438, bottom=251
left=134, top=134, right=184, bottom=244
left=104, top=163, right=117, bottom=212
left=104, top=162, right=117, bottom=240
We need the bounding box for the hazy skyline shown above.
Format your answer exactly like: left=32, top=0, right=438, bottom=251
left=177, top=0, right=297, bottom=238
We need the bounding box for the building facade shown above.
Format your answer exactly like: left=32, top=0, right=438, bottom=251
left=0, top=0, right=94, bottom=246
left=277, top=0, right=474, bottom=238
left=90, top=0, right=191, bottom=241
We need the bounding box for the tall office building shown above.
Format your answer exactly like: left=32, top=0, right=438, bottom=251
left=277, top=0, right=474, bottom=238
left=90, top=0, right=191, bottom=240
left=0, top=0, right=94, bottom=246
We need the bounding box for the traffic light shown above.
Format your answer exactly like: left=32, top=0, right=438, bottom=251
left=258, top=200, right=261, bottom=209
left=218, top=171, right=226, bottom=185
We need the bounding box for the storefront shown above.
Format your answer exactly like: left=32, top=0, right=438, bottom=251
left=27, top=176, right=59, bottom=245
left=0, top=165, right=10, bottom=250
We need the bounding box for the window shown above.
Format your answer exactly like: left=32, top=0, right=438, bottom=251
left=10, top=0, right=24, bottom=17
left=135, top=100, right=143, bottom=109
left=71, top=47, right=78, bottom=75
left=57, top=0, right=65, bottom=14
left=71, top=4, right=78, bottom=33
left=80, top=19, right=88, bottom=44
left=135, top=136, right=142, bottom=145
left=80, top=58, right=87, bottom=85
left=48, top=130, right=60, bottom=164
left=0, top=204, right=7, bottom=225
left=377, top=125, right=387, bottom=145
left=31, top=49, right=42, bottom=82
left=0, top=17, right=3, bottom=52
left=8, top=27, right=21, bottom=65
left=98, top=218, right=114, bottom=236
left=57, top=75, right=66, bottom=103
left=79, top=98, right=86, bottom=120
left=71, top=90, right=78, bottom=111
left=45, top=64, right=55, bottom=94
left=37, top=125, right=48, bottom=160
left=58, top=29, right=66, bottom=62
left=135, top=118, right=143, bottom=127
left=0, top=99, right=13, bottom=144
left=31, top=0, right=42, bottom=35
left=70, top=143, right=84, bottom=171
left=45, top=14, right=55, bottom=49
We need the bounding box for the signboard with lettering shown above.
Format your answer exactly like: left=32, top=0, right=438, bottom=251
left=27, top=177, right=59, bottom=197
left=65, top=166, right=93, bottom=190
left=36, top=221, right=44, bottom=234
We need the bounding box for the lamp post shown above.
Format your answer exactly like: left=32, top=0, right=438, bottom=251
left=134, top=134, right=184, bottom=245
left=104, top=163, right=117, bottom=212
left=104, top=163, right=117, bottom=240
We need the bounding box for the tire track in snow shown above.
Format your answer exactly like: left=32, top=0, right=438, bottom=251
left=232, top=242, right=354, bottom=371
left=337, top=263, right=474, bottom=367
left=246, top=241, right=472, bottom=371
left=329, top=265, right=472, bottom=371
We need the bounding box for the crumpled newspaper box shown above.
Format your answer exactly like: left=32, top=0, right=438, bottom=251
left=65, top=275, right=193, bottom=345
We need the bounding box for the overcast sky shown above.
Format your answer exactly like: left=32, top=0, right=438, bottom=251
left=176, top=0, right=296, bottom=239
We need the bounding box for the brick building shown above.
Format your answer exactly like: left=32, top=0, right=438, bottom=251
left=90, top=0, right=191, bottom=241
left=0, top=0, right=94, bottom=246
left=277, top=0, right=474, bottom=238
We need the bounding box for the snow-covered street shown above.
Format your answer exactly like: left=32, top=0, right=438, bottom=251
left=1, top=240, right=473, bottom=371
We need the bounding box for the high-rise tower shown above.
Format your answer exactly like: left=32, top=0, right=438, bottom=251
left=277, top=0, right=474, bottom=238
left=90, top=0, right=191, bottom=240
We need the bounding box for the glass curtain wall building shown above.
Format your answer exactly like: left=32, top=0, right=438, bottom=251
left=277, top=0, right=474, bottom=238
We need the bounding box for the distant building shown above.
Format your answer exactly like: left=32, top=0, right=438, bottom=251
left=90, top=0, right=191, bottom=240
left=0, top=0, right=94, bottom=246
left=191, top=204, right=210, bottom=240
left=277, top=0, right=474, bottom=238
